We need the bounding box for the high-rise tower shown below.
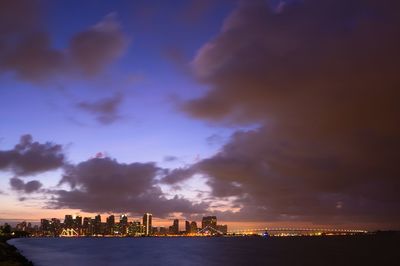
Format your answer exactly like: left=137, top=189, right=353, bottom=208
left=143, top=213, right=152, bottom=236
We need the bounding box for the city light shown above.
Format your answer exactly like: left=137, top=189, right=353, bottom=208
left=0, top=214, right=370, bottom=238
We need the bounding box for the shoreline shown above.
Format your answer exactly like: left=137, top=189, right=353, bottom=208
left=0, top=237, right=34, bottom=266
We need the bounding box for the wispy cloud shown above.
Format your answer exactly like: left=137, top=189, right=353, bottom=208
left=77, top=93, right=124, bottom=124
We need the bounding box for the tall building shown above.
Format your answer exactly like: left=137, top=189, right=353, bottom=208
left=40, top=219, right=50, bottom=232
left=94, top=214, right=102, bottom=235
left=64, top=215, right=74, bottom=228
left=50, top=218, right=61, bottom=236
left=143, top=213, right=152, bottom=236
left=190, top=221, right=198, bottom=233
left=184, top=220, right=198, bottom=234
left=202, top=216, right=217, bottom=229
left=94, top=214, right=101, bottom=223
left=27, top=222, right=32, bottom=232
left=106, top=215, right=115, bottom=235
left=185, top=220, right=198, bottom=234
left=170, top=219, right=179, bottom=234
left=82, top=217, right=92, bottom=235
left=185, top=221, right=191, bottom=233
left=120, top=214, right=128, bottom=235
left=128, top=221, right=142, bottom=236
left=74, top=216, right=82, bottom=228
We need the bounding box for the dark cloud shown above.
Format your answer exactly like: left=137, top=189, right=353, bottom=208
left=77, top=93, right=123, bottom=124
left=185, top=0, right=400, bottom=124
left=0, top=0, right=38, bottom=36
left=162, top=167, right=197, bottom=184
left=196, top=128, right=399, bottom=224
left=179, top=0, right=219, bottom=24
left=0, top=1, right=128, bottom=82
left=178, top=0, right=235, bottom=26
left=0, top=135, right=65, bottom=176
left=0, top=136, right=207, bottom=217
left=0, top=0, right=62, bottom=82
left=10, top=177, right=42, bottom=193
left=177, top=0, right=400, bottom=226
left=2, top=32, right=66, bottom=82
left=54, top=157, right=206, bottom=217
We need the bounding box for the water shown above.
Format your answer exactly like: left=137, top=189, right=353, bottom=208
left=8, top=235, right=399, bottom=266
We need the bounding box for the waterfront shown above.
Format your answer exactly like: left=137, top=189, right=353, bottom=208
left=0, top=237, right=33, bottom=266
left=8, top=235, right=399, bottom=266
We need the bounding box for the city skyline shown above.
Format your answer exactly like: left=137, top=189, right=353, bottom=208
left=2, top=212, right=370, bottom=238
left=3, top=212, right=231, bottom=237
left=1, top=0, right=400, bottom=231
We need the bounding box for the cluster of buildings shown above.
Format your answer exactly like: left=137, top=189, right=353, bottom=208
left=31, top=213, right=227, bottom=237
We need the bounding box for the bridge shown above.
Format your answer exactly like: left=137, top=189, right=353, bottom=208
left=228, top=228, right=368, bottom=236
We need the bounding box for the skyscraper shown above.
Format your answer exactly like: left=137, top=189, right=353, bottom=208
left=202, top=216, right=217, bottom=229
left=94, top=214, right=102, bottom=235
left=82, top=217, right=92, bottom=235
left=190, top=221, right=198, bottom=233
left=185, top=220, right=197, bottom=234
left=120, top=214, right=128, bottom=235
left=74, top=216, right=82, bottom=228
left=170, top=219, right=179, bottom=234
left=143, top=213, right=152, bottom=236
left=128, top=221, right=142, bottom=236
left=50, top=218, right=61, bottom=236
left=64, top=215, right=74, bottom=228
left=40, top=219, right=50, bottom=233
left=185, top=221, right=191, bottom=233
left=106, top=215, right=115, bottom=235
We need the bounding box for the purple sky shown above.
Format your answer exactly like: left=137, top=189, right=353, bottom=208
left=1, top=0, right=399, bottom=230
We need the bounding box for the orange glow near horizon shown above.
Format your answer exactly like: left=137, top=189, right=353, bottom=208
left=0, top=192, right=392, bottom=230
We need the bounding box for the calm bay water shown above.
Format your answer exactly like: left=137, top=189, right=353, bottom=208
left=8, top=235, right=399, bottom=266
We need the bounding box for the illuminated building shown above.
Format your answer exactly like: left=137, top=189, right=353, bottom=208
left=190, top=221, right=198, bottom=233
left=94, top=214, right=102, bottom=235
left=74, top=216, right=82, bottom=228
left=34, top=213, right=232, bottom=237
left=50, top=218, right=61, bottom=236
left=128, top=221, right=143, bottom=236
left=143, top=213, right=152, bottom=236
left=170, top=219, right=179, bottom=234
left=40, top=219, right=50, bottom=233
left=106, top=215, right=115, bottom=235
left=114, top=223, right=121, bottom=235
left=82, top=217, right=92, bottom=235
left=202, top=216, right=217, bottom=229
left=120, top=214, right=128, bottom=235
left=185, top=221, right=198, bottom=234
left=185, top=221, right=191, bottom=233
left=16, top=221, right=27, bottom=232
left=27, top=222, right=32, bottom=233
left=64, top=215, right=74, bottom=228
left=159, top=227, right=167, bottom=235
left=216, top=225, right=228, bottom=234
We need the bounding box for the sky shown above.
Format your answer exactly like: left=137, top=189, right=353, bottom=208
left=0, top=0, right=399, bottom=230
